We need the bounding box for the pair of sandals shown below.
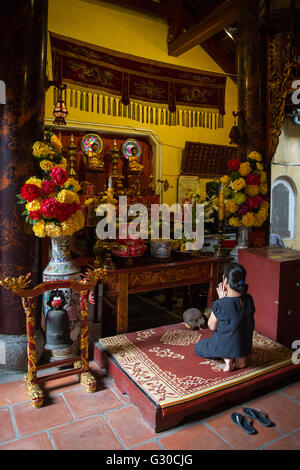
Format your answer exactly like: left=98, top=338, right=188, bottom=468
left=231, top=407, right=274, bottom=435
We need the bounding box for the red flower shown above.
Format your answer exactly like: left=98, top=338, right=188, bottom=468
left=68, top=202, right=80, bottom=215
left=20, top=184, right=41, bottom=202
left=247, top=195, right=263, bottom=210
left=246, top=173, right=260, bottom=185
left=29, top=210, right=42, bottom=221
left=41, top=180, right=55, bottom=196
left=237, top=203, right=249, bottom=216
left=55, top=202, right=80, bottom=222
left=41, top=198, right=62, bottom=219
left=228, top=158, right=240, bottom=171
left=50, top=167, right=68, bottom=187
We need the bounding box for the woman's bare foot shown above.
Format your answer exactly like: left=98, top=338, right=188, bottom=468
left=235, top=357, right=246, bottom=369
left=223, top=358, right=235, bottom=372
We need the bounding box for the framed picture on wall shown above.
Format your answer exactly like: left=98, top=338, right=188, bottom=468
left=177, top=175, right=202, bottom=204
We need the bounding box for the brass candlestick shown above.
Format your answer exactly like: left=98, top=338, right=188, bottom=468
left=215, top=221, right=225, bottom=257
left=107, top=140, right=124, bottom=194
left=67, top=134, right=78, bottom=177
left=109, top=139, right=121, bottom=175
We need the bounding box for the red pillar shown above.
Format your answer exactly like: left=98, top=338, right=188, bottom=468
left=236, top=0, right=266, bottom=159
left=0, top=0, right=48, bottom=337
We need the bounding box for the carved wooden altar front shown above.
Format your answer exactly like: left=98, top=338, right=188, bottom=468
left=96, top=254, right=229, bottom=334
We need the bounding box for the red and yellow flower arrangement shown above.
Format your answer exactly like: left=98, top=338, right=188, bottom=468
left=17, top=131, right=84, bottom=238
left=220, top=151, right=269, bottom=228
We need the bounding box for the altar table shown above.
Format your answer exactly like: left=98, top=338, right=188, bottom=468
left=97, top=254, right=229, bottom=334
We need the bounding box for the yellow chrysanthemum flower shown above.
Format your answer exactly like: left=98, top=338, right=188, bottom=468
left=33, top=220, right=46, bottom=238
left=45, top=223, right=62, bottom=238
left=56, top=190, right=79, bottom=205
left=61, top=221, right=76, bottom=236
left=261, top=200, right=269, bottom=210
left=253, top=214, right=265, bottom=227
left=70, top=210, right=85, bottom=231
left=228, top=216, right=241, bottom=227
left=256, top=162, right=263, bottom=171
left=26, top=200, right=41, bottom=212
left=64, top=178, right=81, bottom=192
left=239, top=162, right=251, bottom=177
left=232, top=178, right=246, bottom=192
left=258, top=207, right=268, bottom=219
left=225, top=199, right=238, bottom=214
left=248, top=151, right=262, bottom=161
left=259, top=183, right=268, bottom=195
left=246, top=184, right=260, bottom=196
left=32, top=141, right=52, bottom=158
left=50, top=134, right=63, bottom=152
left=259, top=171, right=267, bottom=183
left=40, top=159, right=54, bottom=171
left=220, top=175, right=230, bottom=186
left=241, top=212, right=256, bottom=227
left=25, top=177, right=42, bottom=188
left=84, top=198, right=95, bottom=206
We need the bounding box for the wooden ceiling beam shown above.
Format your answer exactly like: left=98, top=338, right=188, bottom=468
left=167, top=0, right=184, bottom=43
left=168, top=0, right=238, bottom=56
left=201, top=38, right=237, bottom=82
left=98, top=0, right=171, bottom=19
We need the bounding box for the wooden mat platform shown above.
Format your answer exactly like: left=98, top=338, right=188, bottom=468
left=94, top=323, right=299, bottom=432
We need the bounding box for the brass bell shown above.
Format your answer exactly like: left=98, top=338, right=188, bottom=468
left=44, top=289, right=73, bottom=351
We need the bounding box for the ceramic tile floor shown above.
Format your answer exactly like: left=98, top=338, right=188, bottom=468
left=0, top=362, right=299, bottom=451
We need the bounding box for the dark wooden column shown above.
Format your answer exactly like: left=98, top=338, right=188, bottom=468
left=0, top=0, right=48, bottom=335
left=236, top=0, right=266, bottom=159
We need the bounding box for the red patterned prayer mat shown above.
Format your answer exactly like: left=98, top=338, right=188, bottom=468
left=94, top=323, right=299, bottom=432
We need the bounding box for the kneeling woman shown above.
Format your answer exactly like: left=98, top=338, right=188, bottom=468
left=195, top=263, right=255, bottom=372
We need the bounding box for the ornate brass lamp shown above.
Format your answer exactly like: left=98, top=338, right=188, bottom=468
left=53, top=84, right=68, bottom=126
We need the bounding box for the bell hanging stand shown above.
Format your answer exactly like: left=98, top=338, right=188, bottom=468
left=0, top=274, right=103, bottom=408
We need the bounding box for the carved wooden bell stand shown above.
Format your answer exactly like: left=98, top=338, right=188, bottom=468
left=1, top=277, right=99, bottom=408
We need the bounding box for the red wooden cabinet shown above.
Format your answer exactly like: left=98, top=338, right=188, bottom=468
left=239, top=247, right=300, bottom=348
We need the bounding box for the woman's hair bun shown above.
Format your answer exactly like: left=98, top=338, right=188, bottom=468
left=224, top=262, right=248, bottom=295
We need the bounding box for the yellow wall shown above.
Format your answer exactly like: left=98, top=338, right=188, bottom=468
left=46, top=0, right=238, bottom=204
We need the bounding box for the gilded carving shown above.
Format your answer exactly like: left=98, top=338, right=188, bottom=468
left=267, top=33, right=292, bottom=159
left=24, top=374, right=44, bottom=408
left=80, top=371, right=97, bottom=393
left=128, top=264, right=210, bottom=289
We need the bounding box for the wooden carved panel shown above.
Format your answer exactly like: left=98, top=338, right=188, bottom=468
left=128, top=264, right=211, bottom=290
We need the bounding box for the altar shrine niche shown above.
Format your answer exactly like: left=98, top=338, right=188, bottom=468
left=53, top=130, right=153, bottom=195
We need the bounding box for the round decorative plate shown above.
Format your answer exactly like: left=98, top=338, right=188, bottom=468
left=81, top=133, right=103, bottom=154
left=122, top=139, right=141, bottom=159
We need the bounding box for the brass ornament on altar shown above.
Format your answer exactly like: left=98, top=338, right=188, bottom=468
left=81, top=133, right=105, bottom=171
left=122, top=139, right=143, bottom=175
left=87, top=142, right=104, bottom=171
left=128, top=146, right=143, bottom=174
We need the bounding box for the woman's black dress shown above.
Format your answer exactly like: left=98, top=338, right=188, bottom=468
left=195, top=294, right=255, bottom=359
